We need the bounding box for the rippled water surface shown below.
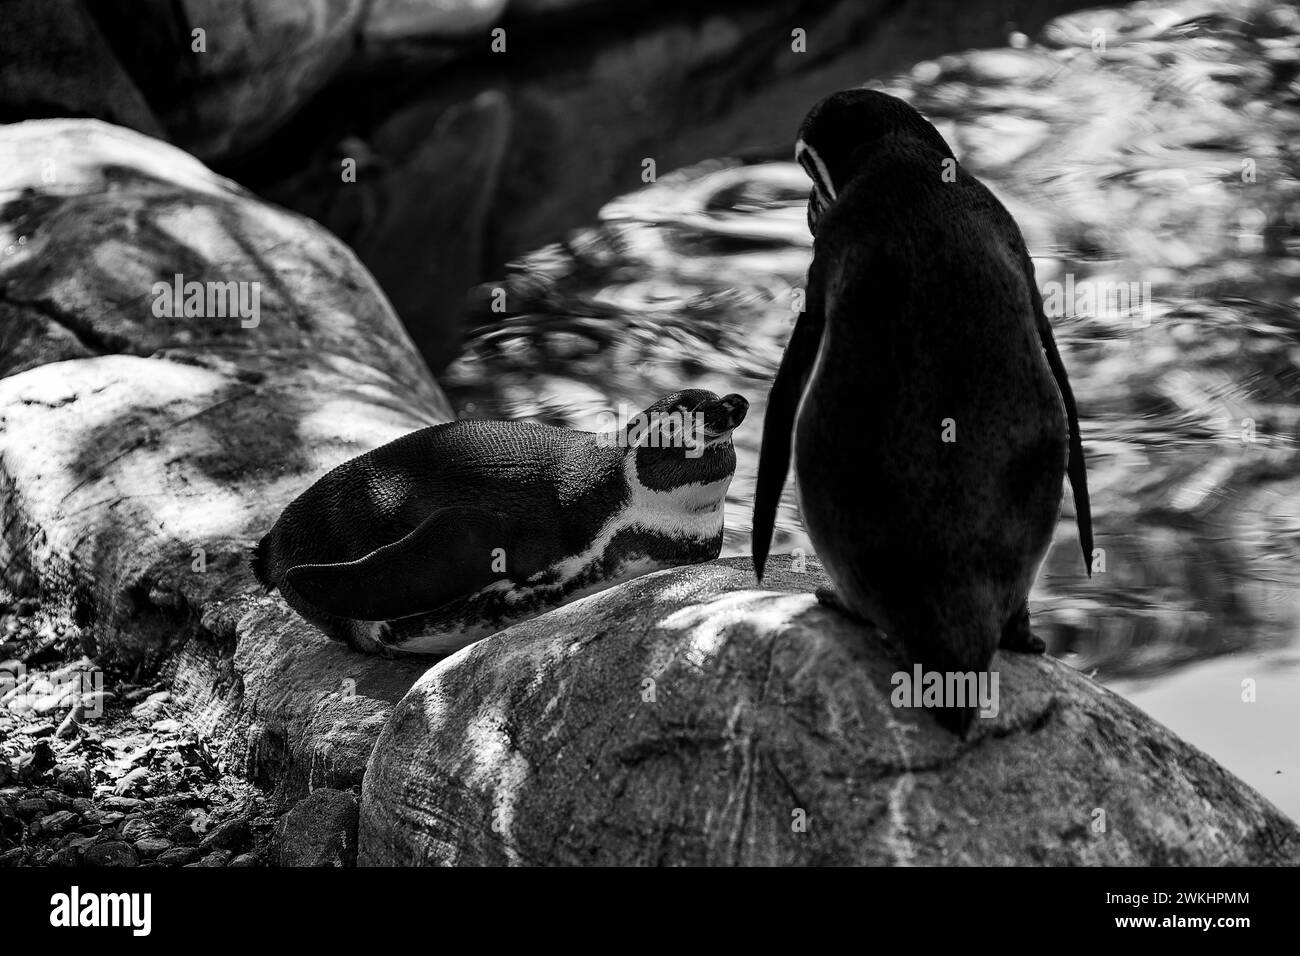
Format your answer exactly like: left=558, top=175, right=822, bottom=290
left=443, top=2, right=1300, bottom=819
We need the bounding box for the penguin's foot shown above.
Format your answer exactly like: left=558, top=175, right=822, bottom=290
left=999, top=604, right=1046, bottom=654
left=815, top=585, right=865, bottom=622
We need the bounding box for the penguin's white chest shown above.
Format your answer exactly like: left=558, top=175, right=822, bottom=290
left=540, top=459, right=732, bottom=589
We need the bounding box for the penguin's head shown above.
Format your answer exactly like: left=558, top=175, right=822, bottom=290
left=795, top=88, right=954, bottom=233
left=625, top=390, right=748, bottom=493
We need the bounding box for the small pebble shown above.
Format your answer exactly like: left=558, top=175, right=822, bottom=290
left=15, top=797, right=49, bottom=819
left=15, top=723, right=55, bottom=738
left=60, top=832, right=96, bottom=850
left=48, top=846, right=81, bottom=867
left=18, top=741, right=55, bottom=780
left=198, top=816, right=249, bottom=852
left=101, top=796, right=146, bottom=811
left=38, top=810, right=79, bottom=834
left=79, top=690, right=114, bottom=717
left=33, top=692, right=71, bottom=716
left=56, top=767, right=91, bottom=795
left=133, top=834, right=173, bottom=859
left=121, top=817, right=157, bottom=841
left=56, top=703, right=86, bottom=739
left=156, top=846, right=200, bottom=866
left=167, top=822, right=199, bottom=845
left=83, top=840, right=139, bottom=867
left=113, top=767, right=150, bottom=795
left=84, top=809, right=124, bottom=826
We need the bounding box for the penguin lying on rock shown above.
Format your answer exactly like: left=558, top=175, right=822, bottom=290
left=253, top=390, right=748, bottom=657
left=753, top=89, right=1093, bottom=736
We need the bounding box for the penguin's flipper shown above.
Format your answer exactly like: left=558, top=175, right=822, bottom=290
left=753, top=260, right=827, bottom=582
left=285, top=507, right=510, bottom=621
left=1030, top=287, right=1094, bottom=576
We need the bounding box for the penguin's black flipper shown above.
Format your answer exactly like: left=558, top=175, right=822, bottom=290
left=286, top=507, right=510, bottom=621
left=753, top=261, right=827, bottom=582
left=1029, top=283, right=1094, bottom=576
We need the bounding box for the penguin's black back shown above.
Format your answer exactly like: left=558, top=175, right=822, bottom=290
left=253, top=420, right=625, bottom=591
left=796, top=131, right=1068, bottom=674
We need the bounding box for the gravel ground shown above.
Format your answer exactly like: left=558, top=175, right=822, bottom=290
left=0, top=590, right=274, bottom=868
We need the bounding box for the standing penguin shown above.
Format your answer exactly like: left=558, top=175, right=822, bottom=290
left=253, top=390, right=747, bottom=656
left=752, top=89, right=1092, bottom=735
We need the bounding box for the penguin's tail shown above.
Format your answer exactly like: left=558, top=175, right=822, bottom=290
left=901, top=600, right=996, bottom=740
left=249, top=536, right=275, bottom=592
left=934, top=704, right=978, bottom=739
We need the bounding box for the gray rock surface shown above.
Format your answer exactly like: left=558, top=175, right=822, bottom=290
left=364, top=0, right=508, bottom=42
left=360, top=557, right=1300, bottom=866
left=279, top=788, right=360, bottom=867
left=86, top=0, right=370, bottom=160
left=0, top=119, right=449, bottom=800
left=83, top=840, right=139, bottom=867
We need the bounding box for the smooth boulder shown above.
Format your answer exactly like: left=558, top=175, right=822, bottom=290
left=0, top=119, right=449, bottom=799
left=360, top=557, right=1300, bottom=866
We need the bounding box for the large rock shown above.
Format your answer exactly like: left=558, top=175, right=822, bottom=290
left=84, top=0, right=369, bottom=160
left=0, top=119, right=449, bottom=798
left=360, top=557, right=1300, bottom=866
left=0, top=0, right=163, bottom=136
left=275, top=90, right=513, bottom=373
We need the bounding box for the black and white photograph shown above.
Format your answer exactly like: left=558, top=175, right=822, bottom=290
left=0, top=0, right=1295, bottom=928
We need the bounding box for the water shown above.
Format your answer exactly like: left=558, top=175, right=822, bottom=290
left=441, top=2, right=1300, bottom=820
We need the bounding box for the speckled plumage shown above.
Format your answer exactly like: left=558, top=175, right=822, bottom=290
left=253, top=390, right=747, bottom=656
left=753, top=90, right=1092, bottom=734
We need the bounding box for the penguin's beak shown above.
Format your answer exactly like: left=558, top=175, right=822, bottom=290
left=704, top=393, right=749, bottom=437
